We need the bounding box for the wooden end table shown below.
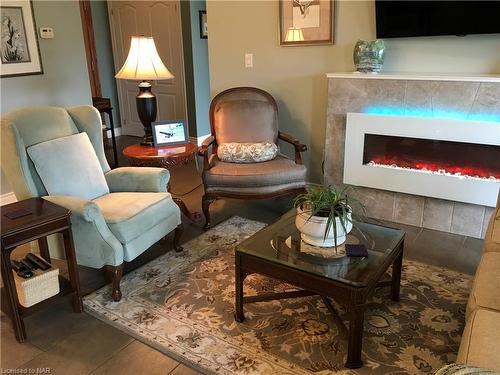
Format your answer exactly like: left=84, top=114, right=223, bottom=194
left=92, top=97, right=118, bottom=168
left=122, top=142, right=199, bottom=221
left=1, top=198, right=83, bottom=342
left=234, top=210, right=405, bottom=369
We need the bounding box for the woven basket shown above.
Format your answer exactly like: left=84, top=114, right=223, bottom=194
left=13, top=265, right=59, bottom=307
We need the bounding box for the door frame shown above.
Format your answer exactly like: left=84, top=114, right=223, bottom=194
left=107, top=0, right=189, bottom=135
left=79, top=0, right=101, bottom=98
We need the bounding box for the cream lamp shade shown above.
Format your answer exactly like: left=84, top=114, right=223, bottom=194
left=115, top=36, right=174, bottom=81
left=285, top=27, right=304, bottom=42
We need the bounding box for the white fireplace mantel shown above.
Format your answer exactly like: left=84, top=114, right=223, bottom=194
left=326, top=72, right=500, bottom=83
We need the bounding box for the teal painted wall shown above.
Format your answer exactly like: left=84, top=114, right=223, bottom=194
left=1, top=0, right=91, bottom=195
left=90, top=0, right=121, bottom=129
left=189, top=1, right=211, bottom=137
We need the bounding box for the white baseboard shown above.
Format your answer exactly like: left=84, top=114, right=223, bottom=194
left=190, top=134, right=211, bottom=146
left=1, top=192, right=17, bottom=206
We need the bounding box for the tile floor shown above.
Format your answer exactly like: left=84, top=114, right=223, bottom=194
left=1, top=136, right=484, bottom=374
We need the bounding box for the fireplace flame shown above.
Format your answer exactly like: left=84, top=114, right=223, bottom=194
left=367, top=158, right=500, bottom=182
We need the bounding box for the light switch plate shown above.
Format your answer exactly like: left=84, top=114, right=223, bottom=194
left=39, top=27, right=54, bottom=39
left=245, top=53, right=253, bottom=68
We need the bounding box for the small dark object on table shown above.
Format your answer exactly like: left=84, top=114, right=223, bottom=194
left=26, top=253, right=51, bottom=271
left=10, top=260, right=33, bottom=278
left=346, top=244, right=368, bottom=257
left=4, top=209, right=32, bottom=220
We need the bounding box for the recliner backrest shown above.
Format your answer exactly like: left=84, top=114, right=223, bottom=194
left=1, top=105, right=110, bottom=200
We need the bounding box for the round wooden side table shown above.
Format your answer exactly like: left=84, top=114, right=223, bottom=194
left=123, top=142, right=199, bottom=221
left=123, top=142, right=197, bottom=168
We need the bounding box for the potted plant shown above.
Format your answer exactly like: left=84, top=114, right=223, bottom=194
left=294, top=185, right=364, bottom=248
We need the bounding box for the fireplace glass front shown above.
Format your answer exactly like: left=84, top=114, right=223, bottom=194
left=362, top=134, right=500, bottom=181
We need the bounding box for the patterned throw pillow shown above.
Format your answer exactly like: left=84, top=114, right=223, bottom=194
left=434, top=364, right=498, bottom=375
left=217, top=142, right=278, bottom=163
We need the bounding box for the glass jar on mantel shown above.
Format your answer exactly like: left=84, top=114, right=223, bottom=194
left=353, top=39, right=385, bottom=73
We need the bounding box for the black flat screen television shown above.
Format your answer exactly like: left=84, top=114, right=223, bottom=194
left=376, top=1, right=500, bottom=38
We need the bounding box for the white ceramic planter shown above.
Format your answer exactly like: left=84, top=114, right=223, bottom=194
left=295, top=207, right=353, bottom=247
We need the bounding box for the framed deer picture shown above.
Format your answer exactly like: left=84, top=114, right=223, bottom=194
left=279, top=0, right=334, bottom=46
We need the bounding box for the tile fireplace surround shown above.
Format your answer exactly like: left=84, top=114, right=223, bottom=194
left=324, top=72, right=500, bottom=239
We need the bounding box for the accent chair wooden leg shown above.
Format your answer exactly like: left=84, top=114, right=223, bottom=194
left=106, top=264, right=123, bottom=302
left=202, top=194, right=215, bottom=230
left=173, top=223, right=184, bottom=252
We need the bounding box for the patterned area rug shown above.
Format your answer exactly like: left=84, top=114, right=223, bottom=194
left=83, top=217, right=472, bottom=375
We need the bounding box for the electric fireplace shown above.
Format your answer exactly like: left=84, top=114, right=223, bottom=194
left=343, top=113, right=500, bottom=207
left=363, top=134, right=500, bottom=181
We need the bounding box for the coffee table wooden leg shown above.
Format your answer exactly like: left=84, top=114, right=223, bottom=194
left=62, top=229, right=83, bottom=313
left=234, top=260, right=246, bottom=322
left=391, top=242, right=404, bottom=302
left=345, top=304, right=364, bottom=369
left=1, top=248, right=26, bottom=342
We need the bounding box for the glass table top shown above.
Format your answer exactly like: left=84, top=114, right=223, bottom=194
left=236, top=210, right=405, bottom=288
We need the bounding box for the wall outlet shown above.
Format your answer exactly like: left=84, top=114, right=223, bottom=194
left=39, top=27, right=54, bottom=39
left=245, top=53, right=253, bottom=68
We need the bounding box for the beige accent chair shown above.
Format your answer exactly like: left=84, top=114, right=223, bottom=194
left=199, top=87, right=307, bottom=229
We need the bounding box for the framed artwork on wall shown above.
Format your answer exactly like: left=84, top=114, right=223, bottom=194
left=152, top=120, right=189, bottom=147
left=279, top=0, right=334, bottom=46
left=199, top=10, right=207, bottom=39
left=0, top=0, right=43, bottom=78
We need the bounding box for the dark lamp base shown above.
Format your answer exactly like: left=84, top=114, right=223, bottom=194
left=140, top=134, right=154, bottom=146
left=136, top=81, right=157, bottom=147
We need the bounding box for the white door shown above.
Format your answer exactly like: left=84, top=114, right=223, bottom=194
left=108, top=0, right=187, bottom=136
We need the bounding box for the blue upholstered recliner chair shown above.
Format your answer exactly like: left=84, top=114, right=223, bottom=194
left=0, top=106, right=183, bottom=301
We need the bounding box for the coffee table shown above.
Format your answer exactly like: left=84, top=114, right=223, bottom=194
left=234, top=209, right=405, bottom=369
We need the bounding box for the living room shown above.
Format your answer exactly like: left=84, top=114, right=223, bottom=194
left=1, top=0, right=499, bottom=374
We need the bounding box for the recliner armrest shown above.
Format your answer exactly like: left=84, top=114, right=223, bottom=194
left=105, top=167, right=169, bottom=193
left=42, top=195, right=124, bottom=268
left=42, top=195, right=101, bottom=222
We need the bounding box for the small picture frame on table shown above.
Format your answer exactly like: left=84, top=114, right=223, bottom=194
left=152, top=120, right=189, bottom=147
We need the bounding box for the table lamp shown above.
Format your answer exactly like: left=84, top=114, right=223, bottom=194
left=115, top=36, right=174, bottom=146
